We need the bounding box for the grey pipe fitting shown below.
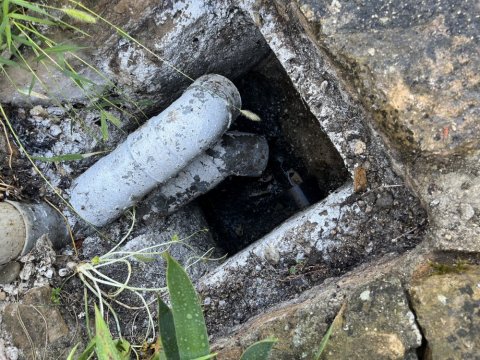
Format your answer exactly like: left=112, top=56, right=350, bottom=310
left=140, top=132, right=269, bottom=217
left=0, top=201, right=69, bottom=265
left=70, top=74, right=241, bottom=228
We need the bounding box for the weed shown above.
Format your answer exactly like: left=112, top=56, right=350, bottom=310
left=67, top=253, right=276, bottom=360
left=51, top=286, right=61, bottom=304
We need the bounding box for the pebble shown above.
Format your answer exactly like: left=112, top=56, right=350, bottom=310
left=19, top=262, right=34, bottom=281
left=49, top=125, right=62, bottom=137
left=29, top=105, right=47, bottom=117
left=353, top=140, right=367, bottom=155
left=459, top=203, right=475, bottom=221
left=58, top=268, right=70, bottom=277
left=376, top=192, right=394, bottom=208
left=0, top=291, right=6, bottom=301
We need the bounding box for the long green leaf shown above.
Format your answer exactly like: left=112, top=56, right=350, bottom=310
left=314, top=304, right=345, bottom=360
left=158, top=297, right=180, bottom=360
left=10, top=0, right=50, bottom=16
left=78, top=337, right=96, bottom=360
left=133, top=254, right=156, bottom=263
left=5, top=18, right=11, bottom=51
left=0, top=55, right=20, bottom=67
left=100, top=110, right=108, bottom=141
left=27, top=74, right=35, bottom=96
left=44, top=43, right=88, bottom=54
left=31, top=151, right=105, bottom=162
left=165, top=253, right=210, bottom=360
left=35, top=44, right=87, bottom=62
left=114, top=338, right=131, bottom=359
left=240, top=338, right=277, bottom=360
left=314, top=322, right=334, bottom=360
left=192, top=354, right=218, bottom=360
left=8, top=13, right=56, bottom=25
left=94, top=305, right=122, bottom=360
left=11, top=33, right=36, bottom=47
left=17, top=88, right=49, bottom=99
left=66, top=344, right=79, bottom=360
left=104, top=110, right=122, bottom=127
left=61, top=68, right=94, bottom=87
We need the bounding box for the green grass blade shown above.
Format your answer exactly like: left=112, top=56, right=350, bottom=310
left=77, top=337, right=97, bottom=360
left=35, top=44, right=87, bottom=61
left=27, top=74, right=36, bottom=95
left=94, top=305, right=122, bottom=360
left=0, top=55, right=21, bottom=67
left=239, top=338, right=277, bottom=360
left=158, top=296, right=180, bottom=360
left=32, top=153, right=84, bottom=162
left=114, top=339, right=131, bottom=359
left=314, top=322, right=334, bottom=360
left=8, top=13, right=56, bottom=25
left=5, top=19, right=11, bottom=51
left=104, top=111, right=122, bottom=128
left=133, top=254, right=156, bottom=263
left=61, top=8, right=96, bottom=23
left=192, top=354, right=218, bottom=360
left=31, top=151, right=104, bottom=162
left=10, top=0, right=50, bottom=16
left=100, top=110, right=108, bottom=141
left=165, top=253, right=210, bottom=360
left=44, top=43, right=88, bottom=54
left=11, top=33, right=36, bottom=47
left=66, top=344, right=79, bottom=360
left=314, top=304, right=345, bottom=360
left=17, top=88, right=49, bottom=99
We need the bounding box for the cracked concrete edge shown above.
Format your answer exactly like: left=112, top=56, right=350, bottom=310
left=239, top=0, right=398, bottom=184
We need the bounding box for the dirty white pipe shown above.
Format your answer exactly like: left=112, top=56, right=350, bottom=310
left=0, top=201, right=69, bottom=265
left=70, top=74, right=241, bottom=228
left=140, top=132, right=269, bottom=217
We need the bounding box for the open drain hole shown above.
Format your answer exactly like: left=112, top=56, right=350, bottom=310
left=198, top=54, right=349, bottom=254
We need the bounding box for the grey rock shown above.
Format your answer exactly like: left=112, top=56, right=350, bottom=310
left=322, top=277, right=422, bottom=359
left=2, top=286, right=69, bottom=353
left=376, top=192, right=394, bottom=209
left=0, top=262, right=21, bottom=284
left=297, top=0, right=479, bottom=158
left=409, top=265, right=480, bottom=359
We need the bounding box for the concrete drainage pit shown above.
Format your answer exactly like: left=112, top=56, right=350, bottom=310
left=0, top=2, right=430, bottom=345
left=199, top=54, right=349, bottom=254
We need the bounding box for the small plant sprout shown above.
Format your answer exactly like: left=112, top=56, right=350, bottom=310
left=73, top=212, right=215, bottom=342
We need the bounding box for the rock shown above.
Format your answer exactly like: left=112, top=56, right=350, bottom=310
left=2, top=286, right=69, bottom=355
left=297, top=0, right=480, bottom=158
left=0, top=262, right=21, bottom=284
left=409, top=265, right=480, bottom=359
left=211, top=251, right=428, bottom=359
left=376, top=192, right=394, bottom=209
left=322, top=277, right=421, bottom=359
left=415, top=165, right=480, bottom=252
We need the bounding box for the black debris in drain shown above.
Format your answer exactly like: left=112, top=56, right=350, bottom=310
left=198, top=55, right=348, bottom=254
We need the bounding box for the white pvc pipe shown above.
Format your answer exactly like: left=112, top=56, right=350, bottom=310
left=141, top=132, right=269, bottom=216
left=0, top=201, right=69, bottom=265
left=70, top=74, right=241, bottom=228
